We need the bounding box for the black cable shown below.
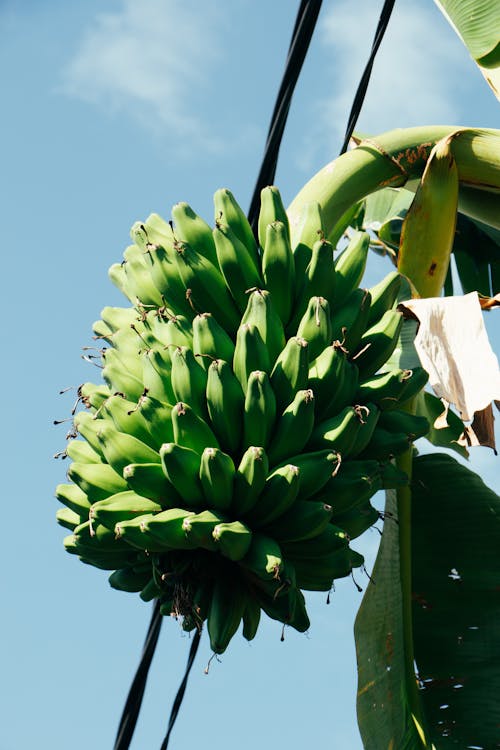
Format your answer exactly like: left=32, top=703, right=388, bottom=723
left=159, top=629, right=202, bottom=750
left=248, top=0, right=324, bottom=233
left=339, top=0, right=397, bottom=155
left=113, top=600, right=163, bottom=750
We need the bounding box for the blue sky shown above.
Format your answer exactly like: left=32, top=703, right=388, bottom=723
left=1, top=1, right=498, bottom=749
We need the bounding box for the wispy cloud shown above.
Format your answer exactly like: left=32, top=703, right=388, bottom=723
left=296, top=0, right=473, bottom=171
left=60, top=0, right=225, bottom=153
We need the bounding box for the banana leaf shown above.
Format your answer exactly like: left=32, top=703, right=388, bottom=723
left=412, top=452, right=500, bottom=748
left=354, top=488, right=433, bottom=749
left=433, top=0, right=500, bottom=100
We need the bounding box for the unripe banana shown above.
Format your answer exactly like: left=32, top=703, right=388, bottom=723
left=173, top=239, right=240, bottom=334
left=263, top=500, right=333, bottom=543
left=295, top=296, right=332, bottom=362
left=208, top=572, right=247, bottom=654
left=357, top=427, right=411, bottom=461
left=262, top=221, right=295, bottom=325
left=330, top=288, right=372, bottom=353
left=377, top=409, right=430, bottom=440
left=355, top=368, right=416, bottom=410
left=348, top=403, right=381, bottom=457
left=170, top=346, right=207, bottom=418
left=171, top=401, right=219, bottom=455
left=101, top=394, right=158, bottom=449
left=55, top=482, right=91, bottom=516
left=331, top=501, right=379, bottom=540
left=267, top=389, right=315, bottom=467
left=90, top=491, right=162, bottom=532
left=276, top=448, right=340, bottom=500
left=308, top=342, right=358, bottom=418
left=258, top=186, right=290, bottom=251
left=102, top=348, right=145, bottom=402
left=232, top=446, right=269, bottom=516
left=205, top=359, right=244, bottom=455
left=73, top=411, right=107, bottom=459
left=242, top=370, right=277, bottom=451
left=242, top=594, right=261, bottom=641
left=65, top=438, right=102, bottom=464
left=213, top=187, right=260, bottom=269
left=281, top=524, right=348, bottom=559
left=240, top=289, right=286, bottom=367
left=79, top=383, right=112, bottom=411
left=333, top=231, right=370, bottom=308
left=293, top=547, right=360, bottom=591
left=199, top=447, right=235, bottom=511
left=269, top=336, right=309, bottom=414
left=308, top=406, right=363, bottom=455
left=122, top=244, right=164, bottom=307
left=159, top=442, right=205, bottom=507
left=288, top=236, right=336, bottom=331
left=213, top=221, right=262, bottom=312
left=315, top=460, right=382, bottom=514
left=240, top=533, right=283, bottom=580
left=56, top=506, right=82, bottom=530
left=212, top=521, right=253, bottom=561
left=245, top=463, right=300, bottom=527
left=135, top=394, right=174, bottom=447
left=123, top=462, right=182, bottom=505
left=192, top=312, right=235, bottom=370
left=367, top=271, right=403, bottom=326
left=68, top=461, right=128, bottom=504
left=232, top=323, right=271, bottom=391
left=148, top=311, right=193, bottom=350
left=182, top=509, right=225, bottom=551
left=96, top=421, right=160, bottom=475
left=290, top=200, right=324, bottom=301
left=351, top=309, right=404, bottom=378
left=171, top=201, right=219, bottom=268
left=141, top=348, right=175, bottom=405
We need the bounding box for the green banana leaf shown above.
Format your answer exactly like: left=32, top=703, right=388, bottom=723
left=354, top=489, right=433, bottom=750
left=412, top=453, right=500, bottom=748
left=433, top=0, right=500, bottom=99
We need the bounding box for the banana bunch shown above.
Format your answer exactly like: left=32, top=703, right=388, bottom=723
left=56, top=186, right=429, bottom=655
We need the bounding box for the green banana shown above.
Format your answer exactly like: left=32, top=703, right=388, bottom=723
left=213, top=221, right=262, bottom=313
left=159, top=442, right=205, bottom=508
left=192, top=312, right=235, bottom=370
left=199, top=447, right=235, bottom=511
left=208, top=572, right=247, bottom=654
left=377, top=409, right=430, bottom=440
left=68, top=461, right=128, bottom=504
left=355, top=368, right=417, bottom=410
left=357, top=427, right=411, bottom=461
left=288, top=236, right=336, bottom=331
left=232, top=323, right=271, bottom=391
left=213, top=187, right=260, bottom=270
left=173, top=239, right=240, bottom=334
left=367, top=271, right=402, bottom=326
left=351, top=309, right=404, bottom=378
left=269, top=336, right=309, bottom=414
left=55, top=482, right=91, bottom=516
left=122, top=244, right=163, bottom=307
left=90, top=491, right=162, bottom=531
left=140, top=348, right=175, bottom=404
left=308, top=406, right=364, bottom=455
left=242, top=370, right=276, bottom=451
left=65, top=438, right=102, bottom=464
left=331, top=501, right=379, bottom=540
left=308, top=342, right=359, bottom=418
left=240, top=289, right=285, bottom=367
left=276, top=448, right=340, bottom=500
left=205, top=358, right=244, bottom=455
left=79, top=382, right=112, bottom=411
left=170, top=346, right=207, bottom=418
left=245, top=463, right=300, bottom=527
left=135, top=394, right=174, bottom=447
left=171, top=401, right=219, bottom=454
left=96, top=421, right=160, bottom=475
left=242, top=593, right=261, bottom=641
left=293, top=547, right=361, bottom=591
left=348, top=403, right=381, bottom=457
left=267, top=388, right=315, bottom=467
left=333, top=231, right=370, bottom=307
left=315, top=460, right=382, bottom=514
left=123, top=462, right=182, bottom=505
left=56, top=506, right=83, bottom=530
left=212, top=521, right=253, bottom=561
left=262, top=221, right=295, bottom=325
left=102, top=348, right=145, bottom=402
left=240, top=533, right=283, bottom=580
left=232, top=446, right=269, bottom=516
left=296, top=296, right=332, bottom=361
left=290, top=200, right=324, bottom=300
left=73, top=411, right=106, bottom=459
left=330, top=288, right=372, bottom=353
left=281, top=524, right=348, bottom=559
left=100, top=394, right=158, bottom=449
left=263, top=500, right=333, bottom=543
left=171, top=201, right=219, bottom=268
left=148, top=311, right=193, bottom=350
left=258, top=186, right=290, bottom=250
left=182, top=509, right=225, bottom=551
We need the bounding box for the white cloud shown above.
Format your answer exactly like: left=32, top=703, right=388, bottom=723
left=297, top=0, right=473, bottom=171
left=60, top=0, right=225, bottom=153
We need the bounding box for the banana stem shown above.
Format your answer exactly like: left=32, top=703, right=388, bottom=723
left=288, top=126, right=500, bottom=241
